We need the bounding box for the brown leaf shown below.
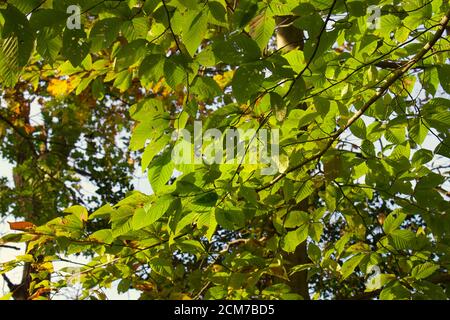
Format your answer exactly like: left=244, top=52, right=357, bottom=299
left=29, top=288, right=51, bottom=300
left=8, top=221, right=36, bottom=231
left=377, top=213, right=386, bottom=225
left=24, top=124, right=35, bottom=134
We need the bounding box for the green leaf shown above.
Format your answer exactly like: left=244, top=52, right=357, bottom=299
left=1, top=5, right=34, bottom=66
left=112, top=218, right=133, bottom=238
left=293, top=4, right=324, bottom=38
left=383, top=210, right=406, bottom=235
left=238, top=186, right=258, bottom=206
left=309, top=223, right=323, bottom=243
left=307, top=242, right=321, bottom=264
left=289, top=263, right=315, bottom=275
left=30, top=10, right=64, bottom=61
left=379, top=281, right=410, bottom=300
left=231, top=63, right=265, bottom=103
left=130, top=123, right=152, bottom=151
left=282, top=225, right=308, bottom=253
left=148, top=149, right=174, bottom=193
left=131, top=208, right=147, bottom=230
left=334, top=233, right=351, bottom=257
left=115, top=39, right=149, bottom=70
left=249, top=11, right=275, bottom=50
left=0, top=36, right=20, bottom=86
left=295, top=180, right=314, bottom=203
left=206, top=210, right=217, bottom=241
left=139, top=54, right=165, bottom=87
left=64, top=205, right=88, bottom=222
left=115, top=191, right=150, bottom=208
left=377, top=15, right=401, bottom=39
left=409, top=119, right=428, bottom=145
left=132, top=196, right=173, bottom=230
left=149, top=257, right=173, bottom=278
left=164, top=57, right=187, bottom=90
left=385, top=125, right=406, bottom=144
left=271, top=92, right=287, bottom=122
left=16, top=254, right=34, bottom=263
left=90, top=229, right=114, bottom=244
left=191, top=76, right=222, bottom=100
left=0, top=293, right=13, bottom=300
left=435, top=137, right=450, bottom=158
left=91, top=78, right=105, bottom=100
left=411, top=149, right=433, bottom=167
left=208, top=1, right=227, bottom=26
left=29, top=9, right=66, bottom=30
left=389, top=229, right=416, bottom=250
left=89, top=204, right=114, bottom=220
left=36, top=27, right=62, bottom=62
left=437, top=65, right=450, bottom=94
left=233, top=0, right=258, bottom=28
left=411, top=262, right=439, bottom=280
left=121, top=17, right=149, bottom=41
left=143, top=0, right=161, bottom=15
left=303, top=29, right=338, bottom=61
left=206, top=286, right=227, bottom=299
left=341, top=254, right=366, bottom=280
left=113, top=69, right=132, bottom=92
left=90, top=18, right=123, bottom=52
left=62, top=28, right=90, bottom=67
left=0, top=5, right=35, bottom=86
left=117, top=279, right=132, bottom=294
left=193, top=192, right=219, bottom=207
left=350, top=118, right=367, bottom=140
left=7, top=0, right=42, bottom=13
left=1, top=233, right=34, bottom=243
left=403, top=0, right=432, bottom=28
left=213, top=34, right=261, bottom=65
left=284, top=211, right=309, bottom=228
left=215, top=207, right=245, bottom=230
left=185, top=99, right=199, bottom=118
left=411, top=280, right=447, bottom=300
left=141, top=135, right=170, bottom=172
left=182, top=10, right=208, bottom=56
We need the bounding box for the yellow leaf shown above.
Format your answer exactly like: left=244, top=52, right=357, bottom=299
left=47, top=78, right=76, bottom=98
left=0, top=292, right=13, bottom=300
left=37, top=261, right=54, bottom=273
left=213, top=70, right=234, bottom=89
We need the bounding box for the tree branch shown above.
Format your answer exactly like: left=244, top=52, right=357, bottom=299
left=258, top=9, right=450, bottom=192
left=0, top=111, right=38, bottom=158
left=161, top=0, right=182, bottom=52
left=0, top=244, right=21, bottom=250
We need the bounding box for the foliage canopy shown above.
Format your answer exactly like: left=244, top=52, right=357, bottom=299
left=0, top=0, right=450, bottom=300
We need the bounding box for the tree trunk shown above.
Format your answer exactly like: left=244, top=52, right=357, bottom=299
left=275, top=15, right=310, bottom=299
left=5, top=87, right=42, bottom=300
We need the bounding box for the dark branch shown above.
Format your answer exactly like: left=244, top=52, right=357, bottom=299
left=0, top=244, right=21, bottom=250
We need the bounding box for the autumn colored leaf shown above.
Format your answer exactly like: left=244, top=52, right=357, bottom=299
left=8, top=221, right=36, bottom=231
left=213, top=70, right=234, bottom=89
left=23, top=124, right=35, bottom=134
left=47, top=78, right=76, bottom=98
left=29, top=288, right=52, bottom=300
